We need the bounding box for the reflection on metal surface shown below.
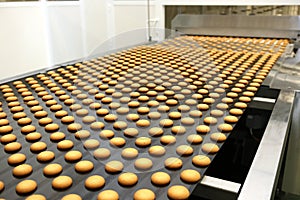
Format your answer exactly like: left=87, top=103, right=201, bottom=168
left=238, top=90, right=294, bottom=200
left=201, top=176, right=241, bottom=193
left=281, top=92, right=300, bottom=196
left=253, top=97, right=276, bottom=103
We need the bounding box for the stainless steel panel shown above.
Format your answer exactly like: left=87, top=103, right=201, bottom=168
left=238, top=90, right=294, bottom=200
left=172, top=15, right=300, bottom=38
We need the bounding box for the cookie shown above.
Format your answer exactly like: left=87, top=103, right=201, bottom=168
left=210, top=132, right=227, bottom=142
left=210, top=109, right=224, bottom=117
left=38, top=117, right=53, bottom=126
left=196, top=125, right=210, bottom=134
left=160, top=135, right=176, bottom=145
left=16, top=180, right=37, bottom=194
left=25, top=132, right=42, bottom=142
left=148, top=145, right=166, bottom=156
left=52, top=176, right=72, bottom=190
left=93, top=148, right=111, bottom=159
left=57, top=140, right=74, bottom=150
left=134, top=189, right=155, bottom=200
left=165, top=157, right=182, bottom=169
left=135, top=158, right=153, bottom=170
left=151, top=171, right=170, bottom=186
left=136, top=119, right=150, bottom=127
left=167, top=185, right=190, bottom=200
left=37, top=151, right=55, bottom=162
left=159, top=119, right=173, bottom=127
left=97, top=190, right=119, bottom=200
left=21, top=125, right=36, bottom=134
left=218, top=123, right=233, bottom=132
left=171, top=126, right=186, bottom=135
left=25, top=194, right=47, bottom=200
left=122, top=148, right=138, bottom=159
left=61, top=194, right=82, bottom=200
left=110, top=137, right=126, bottom=147
left=75, top=160, right=94, bottom=173
left=168, top=112, right=181, bottom=120
left=203, top=117, right=217, bottom=125
left=148, top=127, right=163, bottom=137
left=147, top=112, right=161, bottom=119
left=187, top=134, right=203, bottom=144
left=68, top=123, right=82, bottom=132
left=105, top=160, right=124, bottom=173
left=180, top=169, right=201, bottom=183
left=197, top=104, right=209, bottom=111
left=65, top=150, right=82, bottom=162
left=50, top=132, right=66, bottom=141
left=0, top=125, right=13, bottom=135
left=234, top=102, right=247, bottom=109
left=118, top=172, right=138, bottom=186
left=192, top=155, right=211, bottom=167
left=135, top=137, right=151, bottom=147
left=176, top=145, right=194, bottom=156
left=202, top=143, right=219, bottom=154
left=61, top=116, right=75, bottom=124
left=75, top=130, right=90, bottom=139
left=8, top=153, right=26, bottom=165
left=224, top=115, right=239, bottom=123
left=1, top=134, right=17, bottom=144
left=30, top=142, right=47, bottom=153
left=5, top=142, right=22, bottom=153
left=13, top=164, right=33, bottom=177
left=85, top=175, right=105, bottom=190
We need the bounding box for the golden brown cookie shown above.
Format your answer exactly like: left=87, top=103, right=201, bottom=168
left=135, top=158, right=153, bottom=170
left=176, top=145, right=194, bottom=156
left=134, top=189, right=155, bottom=200
left=167, top=185, right=190, bottom=200
left=187, top=134, right=203, bottom=144
left=84, top=139, right=100, bottom=149
left=0, top=125, right=13, bottom=135
left=165, top=157, right=182, bottom=169
left=180, top=169, right=201, bottom=183
left=160, top=135, right=176, bottom=145
left=121, top=148, right=138, bottom=159
left=196, top=125, right=210, bottom=134
left=118, top=172, right=138, bottom=186
left=65, top=150, right=82, bottom=162
left=135, top=137, right=151, bottom=147
left=151, top=171, right=170, bottom=186
left=210, top=133, right=227, bottom=142
left=52, top=176, right=72, bottom=190
left=192, top=155, right=211, bottom=167
left=37, top=151, right=55, bottom=162
left=25, top=194, right=47, bottom=200
left=110, top=137, right=126, bottom=147
left=16, top=180, right=37, bottom=194
left=8, top=153, right=26, bottom=165
left=224, top=115, right=239, bottom=124
left=203, top=117, right=218, bottom=125
left=1, top=134, right=17, bottom=144
left=202, top=143, right=220, bottom=154
left=218, top=123, right=233, bottom=132
left=25, top=132, right=42, bottom=142
left=50, top=132, right=65, bottom=141
left=105, top=160, right=124, bottom=173
left=13, top=164, right=33, bottom=177
left=85, top=175, right=105, bottom=190
left=148, top=145, right=166, bottom=156
left=171, top=126, right=186, bottom=135
left=75, top=160, right=94, bottom=173
left=93, top=148, right=110, bottom=160
left=97, top=190, right=119, bottom=200
left=30, top=142, right=47, bottom=153
left=5, top=142, right=22, bottom=153
left=61, top=194, right=82, bottom=200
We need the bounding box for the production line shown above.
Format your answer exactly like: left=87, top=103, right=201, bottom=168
left=0, top=13, right=300, bottom=200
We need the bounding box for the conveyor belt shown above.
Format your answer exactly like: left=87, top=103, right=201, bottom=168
left=0, top=36, right=287, bottom=200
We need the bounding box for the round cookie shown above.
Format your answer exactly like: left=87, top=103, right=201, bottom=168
left=180, top=169, right=201, bottom=183
left=45, top=123, right=60, bottom=132
left=84, top=139, right=100, bottom=149
left=176, top=145, right=194, bottom=156
left=135, top=137, right=151, bottom=147
left=160, top=135, right=176, bottom=145
left=218, top=123, right=233, bottom=133
left=75, top=160, right=94, bottom=173
left=21, top=125, right=36, bottom=134
left=110, top=137, right=126, bottom=147
left=211, top=133, right=227, bottom=142
left=134, top=189, right=155, bottom=200
left=165, top=157, right=182, bottom=169
left=57, top=140, right=74, bottom=151
left=37, top=151, right=55, bottom=162
left=224, top=115, right=239, bottom=124
left=136, top=119, right=150, bottom=127
left=159, top=119, right=173, bottom=127
left=85, top=175, right=105, bottom=190
left=203, top=117, right=217, bottom=125
left=148, top=127, right=163, bottom=137
left=13, top=164, right=33, bottom=177
left=1, top=134, right=17, bottom=144
left=25, top=132, right=42, bottom=142
left=61, top=194, right=82, bottom=200
left=171, top=126, right=186, bottom=135
left=25, top=194, right=47, bottom=200
left=167, top=185, right=190, bottom=200
left=93, top=148, right=111, bottom=160
left=202, top=143, right=219, bottom=154
left=50, top=132, right=65, bottom=142
left=148, top=145, right=166, bottom=156
left=151, top=172, right=170, bottom=186
left=118, top=172, right=138, bottom=186
left=105, top=160, right=123, bottom=173
left=61, top=116, right=75, bottom=124
left=16, top=180, right=37, bottom=194
left=97, top=190, right=119, bottom=200
left=30, top=142, right=47, bottom=153
left=0, top=125, right=13, bottom=135
left=65, top=150, right=82, bottom=162
left=8, top=153, right=26, bottom=165
left=52, top=176, right=72, bottom=190
left=192, top=155, right=211, bottom=167
left=5, top=142, right=22, bottom=153
left=135, top=158, right=153, bottom=170
left=121, top=148, right=138, bottom=159
left=43, top=163, right=63, bottom=176
left=196, top=125, right=210, bottom=134
left=187, top=134, right=203, bottom=144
